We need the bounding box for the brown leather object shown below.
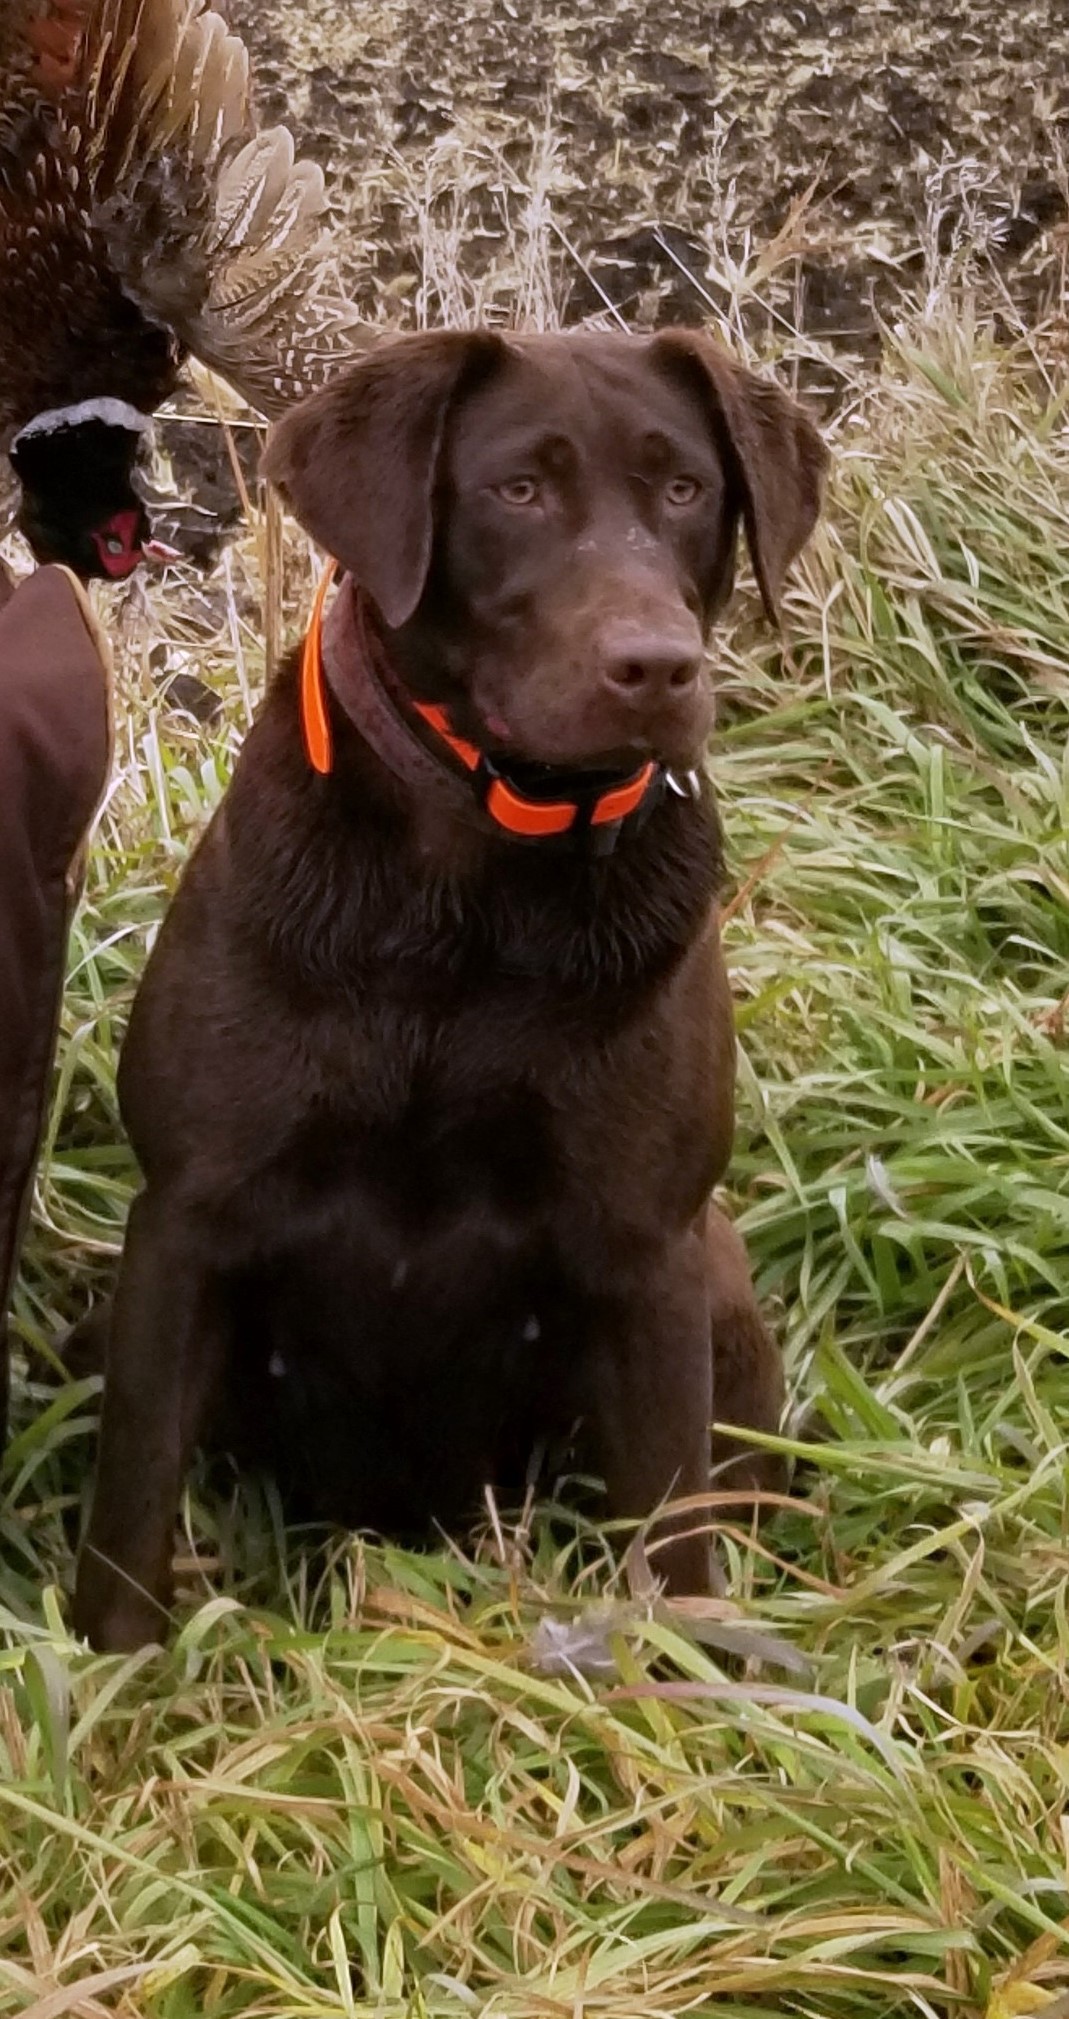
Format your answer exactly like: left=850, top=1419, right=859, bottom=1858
left=0, top=564, right=111, bottom=1446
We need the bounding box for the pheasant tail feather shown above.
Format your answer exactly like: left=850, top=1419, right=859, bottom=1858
left=17, top=0, right=366, bottom=416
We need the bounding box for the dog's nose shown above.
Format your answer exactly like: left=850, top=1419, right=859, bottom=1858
left=599, top=626, right=704, bottom=703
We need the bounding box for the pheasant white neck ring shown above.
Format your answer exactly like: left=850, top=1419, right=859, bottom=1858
left=11, top=398, right=154, bottom=449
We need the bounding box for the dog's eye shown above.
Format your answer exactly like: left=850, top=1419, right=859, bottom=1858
left=665, top=476, right=702, bottom=507
left=495, top=477, right=541, bottom=507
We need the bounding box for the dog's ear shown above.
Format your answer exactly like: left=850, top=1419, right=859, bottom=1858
left=262, top=330, right=507, bottom=628
left=651, top=329, right=828, bottom=624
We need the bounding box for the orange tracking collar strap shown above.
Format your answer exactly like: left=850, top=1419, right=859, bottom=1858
left=300, top=563, right=666, bottom=852
left=300, top=558, right=338, bottom=776
left=409, top=700, right=658, bottom=843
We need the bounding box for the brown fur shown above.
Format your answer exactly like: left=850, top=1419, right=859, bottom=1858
left=71, top=328, right=827, bottom=1651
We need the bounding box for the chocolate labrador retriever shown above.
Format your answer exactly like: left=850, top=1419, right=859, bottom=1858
left=71, top=328, right=826, bottom=1652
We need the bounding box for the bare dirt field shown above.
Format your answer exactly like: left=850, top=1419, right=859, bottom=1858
left=224, top=0, right=1069, bottom=367
left=162, top=0, right=1069, bottom=536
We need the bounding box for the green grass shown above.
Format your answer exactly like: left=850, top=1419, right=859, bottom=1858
left=2, top=315, right=1069, bottom=2016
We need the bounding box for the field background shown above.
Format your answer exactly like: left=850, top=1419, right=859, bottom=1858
left=2, top=3, right=1069, bottom=2015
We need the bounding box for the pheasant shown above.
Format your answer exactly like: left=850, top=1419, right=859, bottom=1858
left=0, top=0, right=363, bottom=580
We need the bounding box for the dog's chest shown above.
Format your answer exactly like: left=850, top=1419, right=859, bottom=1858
left=240, top=1033, right=576, bottom=1523
left=264, top=987, right=564, bottom=1260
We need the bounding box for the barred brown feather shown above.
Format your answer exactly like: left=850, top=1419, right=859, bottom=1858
left=0, top=0, right=365, bottom=476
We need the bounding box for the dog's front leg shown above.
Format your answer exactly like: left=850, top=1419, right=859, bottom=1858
left=72, top=1190, right=224, bottom=1652
left=585, top=1223, right=714, bottom=1596
left=705, top=1203, right=786, bottom=1502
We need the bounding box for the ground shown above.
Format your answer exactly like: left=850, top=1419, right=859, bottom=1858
left=226, top=0, right=1069, bottom=364
left=169, top=0, right=1069, bottom=525
left=2, top=6, right=1069, bottom=2017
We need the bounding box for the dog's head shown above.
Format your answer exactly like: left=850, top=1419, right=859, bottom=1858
left=264, top=329, right=827, bottom=772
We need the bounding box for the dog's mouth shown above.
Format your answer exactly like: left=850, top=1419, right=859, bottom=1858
left=463, top=702, right=697, bottom=780
left=482, top=749, right=649, bottom=797
left=463, top=679, right=714, bottom=778
left=476, top=716, right=707, bottom=780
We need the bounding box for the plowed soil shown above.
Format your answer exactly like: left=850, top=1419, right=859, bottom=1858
left=225, top=0, right=1068, bottom=368
left=166, top=0, right=1069, bottom=535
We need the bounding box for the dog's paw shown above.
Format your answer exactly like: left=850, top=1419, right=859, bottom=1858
left=72, top=1569, right=170, bottom=1655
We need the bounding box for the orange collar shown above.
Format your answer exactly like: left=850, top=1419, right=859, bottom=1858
left=299, top=558, right=338, bottom=777
left=299, top=563, right=664, bottom=850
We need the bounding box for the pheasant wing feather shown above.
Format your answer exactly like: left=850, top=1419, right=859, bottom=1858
left=80, top=0, right=364, bottom=409
left=3, top=0, right=365, bottom=430
left=0, top=8, right=179, bottom=446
